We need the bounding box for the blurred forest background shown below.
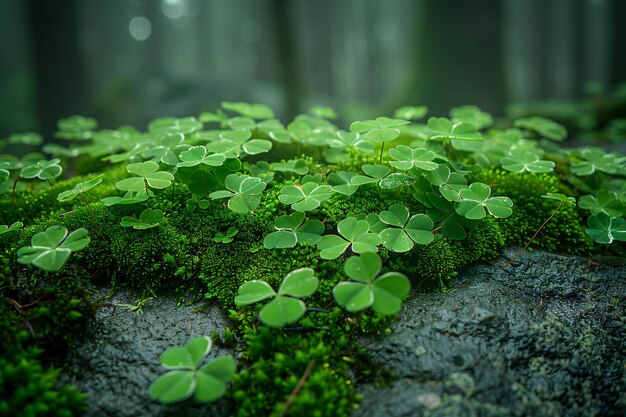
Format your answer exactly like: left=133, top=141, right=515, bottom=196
left=1, top=0, right=625, bottom=139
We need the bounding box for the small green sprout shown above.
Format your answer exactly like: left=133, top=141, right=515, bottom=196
left=578, top=190, right=624, bottom=217
left=394, top=105, right=428, bottom=121
left=149, top=336, right=236, bottom=404
left=388, top=145, right=438, bottom=171
left=177, top=146, right=226, bottom=168
left=20, top=159, right=63, bottom=180
left=209, top=173, right=267, bottom=214
left=455, top=183, right=513, bottom=219
left=333, top=252, right=410, bottom=315
left=115, top=161, right=174, bottom=193
left=514, top=116, right=566, bottom=141
left=57, top=175, right=103, bottom=202
left=221, top=101, right=274, bottom=119
left=213, top=226, right=239, bottom=243
left=376, top=204, right=434, bottom=252
left=120, top=208, right=164, bottom=230
left=317, top=216, right=381, bottom=259
left=235, top=268, right=319, bottom=327
left=586, top=213, right=626, bottom=244
left=278, top=182, right=333, bottom=212
left=263, top=212, right=324, bottom=249
left=0, top=221, right=23, bottom=235
left=500, top=150, right=555, bottom=173
left=17, top=226, right=90, bottom=272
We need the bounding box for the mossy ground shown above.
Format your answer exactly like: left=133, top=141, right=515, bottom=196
left=0, top=151, right=609, bottom=417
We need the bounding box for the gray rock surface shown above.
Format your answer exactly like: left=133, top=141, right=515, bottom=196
left=354, top=248, right=626, bottom=417
left=61, top=289, right=232, bottom=417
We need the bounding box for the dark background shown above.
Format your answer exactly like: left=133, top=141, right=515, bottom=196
left=1, top=0, right=624, bottom=139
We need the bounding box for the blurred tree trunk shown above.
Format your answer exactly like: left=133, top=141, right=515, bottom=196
left=28, top=0, right=86, bottom=139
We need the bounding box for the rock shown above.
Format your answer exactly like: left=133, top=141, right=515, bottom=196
left=61, top=289, right=233, bottom=417
left=354, top=248, right=626, bottom=417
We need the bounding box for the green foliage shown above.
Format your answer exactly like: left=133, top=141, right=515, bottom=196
left=500, top=150, right=555, bottom=173
left=0, top=221, right=23, bottom=235
left=514, top=116, right=567, bottom=141
left=374, top=204, right=434, bottom=252
left=333, top=252, right=410, bottom=315
left=115, top=161, right=174, bottom=193
left=394, top=105, right=428, bottom=120
left=456, top=183, right=513, bottom=219
left=222, top=101, right=274, bottom=119
left=56, top=115, right=97, bottom=140
left=263, top=212, right=324, bottom=249
left=21, top=159, right=63, bottom=180
left=586, top=213, right=626, bottom=244
left=120, top=208, right=164, bottom=230
left=278, top=182, right=333, bottom=212
left=349, top=117, right=409, bottom=142
left=56, top=174, right=103, bottom=202
left=209, top=173, right=267, bottom=214
left=149, top=336, right=235, bottom=404
left=17, top=226, right=90, bottom=272
left=317, top=216, right=381, bottom=259
left=569, top=147, right=625, bottom=176
left=213, top=226, right=239, bottom=243
left=388, top=145, right=438, bottom=171
left=578, top=190, right=623, bottom=217
left=427, top=117, right=483, bottom=141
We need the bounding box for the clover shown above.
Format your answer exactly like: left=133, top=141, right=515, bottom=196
left=221, top=101, right=274, bottom=119
left=149, top=336, right=236, bottom=404
left=141, top=132, right=187, bottom=166
left=350, top=164, right=411, bottom=190
left=424, top=165, right=468, bottom=202
left=333, top=252, right=410, bottom=316
left=273, top=159, right=309, bottom=177
left=585, top=213, right=626, bottom=244
left=394, top=105, right=428, bottom=121
left=420, top=191, right=474, bottom=241
left=209, top=173, right=266, bottom=214
left=0, top=221, right=23, bottom=235
left=55, top=115, right=97, bottom=140
left=578, top=190, right=624, bottom=217
left=7, top=132, right=43, bottom=146
left=57, top=174, right=103, bottom=202
left=500, top=150, right=555, bottom=173
left=115, top=161, right=174, bottom=194
left=207, top=130, right=272, bottom=157
left=235, top=268, right=319, bottom=327
left=213, top=227, right=239, bottom=244
left=327, top=171, right=360, bottom=196
left=309, top=105, right=338, bottom=119
left=263, top=212, right=324, bottom=249
left=427, top=117, right=483, bottom=141
left=375, top=204, right=434, bottom=252
left=317, top=216, right=381, bottom=259
left=450, top=105, right=493, bottom=130
left=120, top=208, right=164, bottom=230
left=17, top=226, right=90, bottom=272
left=514, top=116, right=566, bottom=141
left=176, top=146, right=226, bottom=168
left=388, top=145, right=438, bottom=171
left=330, top=131, right=375, bottom=153
left=278, top=182, right=333, bottom=212
left=570, top=147, right=625, bottom=176
left=101, top=191, right=149, bottom=206
left=148, top=116, right=203, bottom=136
left=20, top=158, right=63, bottom=181
left=350, top=117, right=410, bottom=163
left=455, top=183, right=513, bottom=219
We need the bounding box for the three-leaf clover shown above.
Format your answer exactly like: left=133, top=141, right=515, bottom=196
left=21, top=159, right=63, bottom=180
left=350, top=164, right=411, bottom=190
left=376, top=204, right=434, bottom=252
left=0, top=221, right=23, bottom=235
left=585, top=213, right=626, bottom=244
left=455, top=183, right=513, bottom=219
left=213, top=227, right=239, bottom=243
left=500, top=150, right=555, bottom=173
left=115, top=161, right=174, bottom=193
left=142, top=132, right=187, bottom=165
left=333, top=252, right=410, bottom=315
left=177, top=146, right=226, bottom=168
left=120, top=208, right=164, bottom=230
left=317, top=216, right=381, bottom=259
left=56, top=115, right=97, bottom=140
left=234, top=268, right=319, bottom=327
left=17, top=226, right=90, bottom=272
left=394, top=105, right=428, bottom=121
left=427, top=117, right=483, bottom=141
left=57, top=174, right=103, bottom=202
left=570, top=147, right=625, bottom=176
left=278, top=182, right=333, bottom=212
left=349, top=117, right=410, bottom=142
left=221, top=101, right=274, bottom=119
left=514, top=116, right=566, bottom=141
left=578, top=190, right=623, bottom=217
left=450, top=105, right=493, bottom=129
left=207, top=130, right=272, bottom=157
left=149, top=336, right=236, bottom=404
left=423, top=165, right=467, bottom=202
left=263, top=212, right=324, bottom=249
left=327, top=171, right=359, bottom=196
left=209, top=173, right=266, bottom=214
left=388, top=145, right=438, bottom=171
left=273, top=159, right=309, bottom=177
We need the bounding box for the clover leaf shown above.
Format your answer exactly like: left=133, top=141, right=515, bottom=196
left=586, top=212, right=626, bottom=244
left=500, top=150, right=555, bottom=173
left=328, top=131, right=374, bottom=153
left=0, top=221, right=23, bottom=235
left=578, top=190, right=623, bottom=217
left=57, top=174, right=103, bottom=202
left=455, top=183, right=513, bottom=219
left=17, top=226, right=90, bottom=272
left=351, top=164, right=390, bottom=186
left=273, top=159, right=309, bottom=177
left=377, top=204, right=434, bottom=252
left=115, top=161, right=174, bottom=193
left=221, top=101, right=274, bottom=119
left=394, top=105, right=428, bottom=120
left=309, top=105, right=338, bottom=119
left=101, top=191, right=149, bottom=206
left=177, top=146, right=226, bottom=168
left=388, top=145, right=438, bottom=171
left=424, top=165, right=468, bottom=202
left=213, top=227, right=239, bottom=243
left=427, top=117, right=483, bottom=141
left=149, top=336, right=236, bottom=404
left=235, top=268, right=319, bottom=327
left=278, top=182, right=333, bottom=212
left=333, top=252, right=410, bottom=316
left=327, top=171, right=359, bottom=196
left=209, top=173, right=266, bottom=214
left=317, top=216, right=381, bottom=259
left=8, top=132, right=43, bottom=146
left=514, top=116, right=566, bottom=141
left=570, top=147, right=625, bottom=176
left=142, top=132, right=187, bottom=165
left=56, top=115, right=97, bottom=140
left=421, top=191, right=476, bottom=240
left=21, top=159, right=63, bottom=180
left=450, top=105, right=493, bottom=129
left=349, top=117, right=409, bottom=142
left=148, top=117, right=202, bottom=136
left=120, top=208, right=164, bottom=230
left=263, top=212, right=324, bottom=249
left=207, top=130, right=272, bottom=157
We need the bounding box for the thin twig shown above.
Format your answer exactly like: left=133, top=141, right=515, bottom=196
left=499, top=201, right=563, bottom=268
left=280, top=360, right=316, bottom=417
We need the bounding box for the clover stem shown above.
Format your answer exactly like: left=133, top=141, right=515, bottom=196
left=499, top=200, right=563, bottom=268
left=80, top=191, right=106, bottom=239
left=279, top=360, right=316, bottom=417
left=379, top=142, right=385, bottom=164
left=11, top=177, right=19, bottom=206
